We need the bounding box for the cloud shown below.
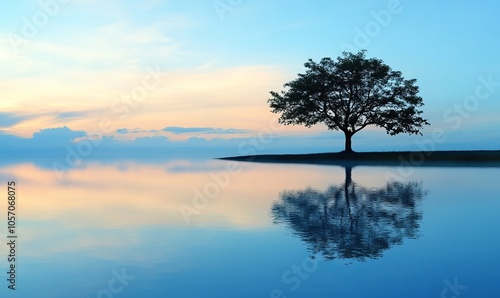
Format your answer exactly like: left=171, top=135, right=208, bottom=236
left=32, top=126, right=86, bottom=140
left=0, top=126, right=88, bottom=162
left=55, top=111, right=92, bottom=120
left=0, top=61, right=287, bottom=137
left=116, top=128, right=159, bottom=135
left=163, top=126, right=248, bottom=135
left=0, top=112, right=30, bottom=127
left=6, top=123, right=489, bottom=165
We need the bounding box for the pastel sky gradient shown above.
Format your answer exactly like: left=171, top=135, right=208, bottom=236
left=1, top=0, right=500, bottom=153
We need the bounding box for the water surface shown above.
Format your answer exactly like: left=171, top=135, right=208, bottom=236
left=1, top=159, right=499, bottom=297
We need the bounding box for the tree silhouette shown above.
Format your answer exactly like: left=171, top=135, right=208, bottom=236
left=268, top=50, right=429, bottom=152
left=271, top=167, right=426, bottom=261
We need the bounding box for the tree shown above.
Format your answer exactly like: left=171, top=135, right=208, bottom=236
left=271, top=167, right=426, bottom=261
left=268, top=50, right=429, bottom=152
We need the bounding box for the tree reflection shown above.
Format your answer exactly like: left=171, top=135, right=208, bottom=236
left=271, top=167, right=426, bottom=261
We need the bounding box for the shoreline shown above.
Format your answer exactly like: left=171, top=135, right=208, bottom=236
left=218, top=150, right=500, bottom=167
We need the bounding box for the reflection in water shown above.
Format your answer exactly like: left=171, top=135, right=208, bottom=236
left=272, top=167, right=426, bottom=261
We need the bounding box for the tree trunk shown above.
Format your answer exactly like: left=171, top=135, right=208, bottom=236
left=344, top=132, right=353, bottom=153
left=343, top=166, right=354, bottom=229
left=344, top=166, right=352, bottom=207
left=345, top=166, right=352, bottom=186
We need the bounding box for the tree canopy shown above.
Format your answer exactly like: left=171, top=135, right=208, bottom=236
left=268, top=50, right=429, bottom=152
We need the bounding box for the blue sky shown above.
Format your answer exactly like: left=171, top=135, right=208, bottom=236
left=1, top=0, right=499, bottom=156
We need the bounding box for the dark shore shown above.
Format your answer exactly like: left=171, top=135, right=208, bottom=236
left=219, top=150, right=500, bottom=167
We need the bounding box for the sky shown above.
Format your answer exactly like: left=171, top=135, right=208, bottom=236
left=1, top=0, right=500, bottom=157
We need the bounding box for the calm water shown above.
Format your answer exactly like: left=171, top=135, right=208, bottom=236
left=1, top=159, right=499, bottom=297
